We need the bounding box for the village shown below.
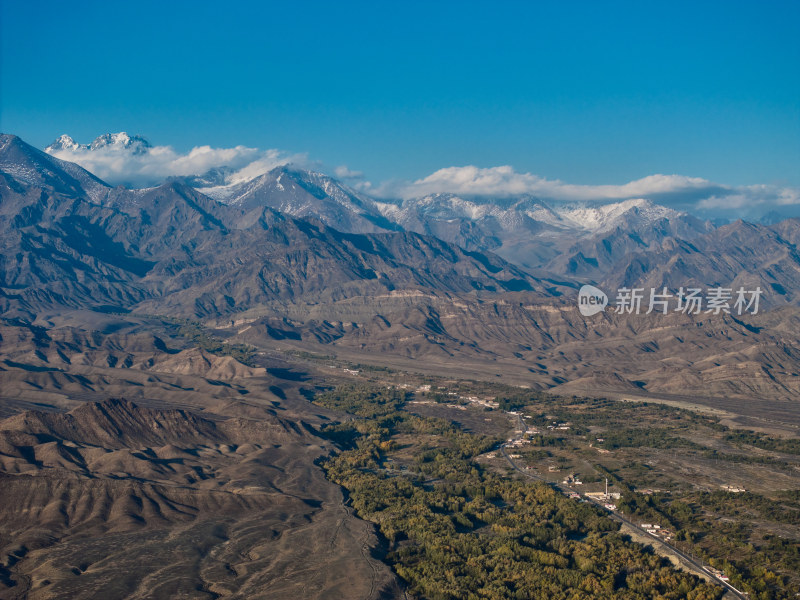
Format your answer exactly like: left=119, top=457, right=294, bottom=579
left=323, top=370, right=773, bottom=597
left=405, top=382, right=750, bottom=596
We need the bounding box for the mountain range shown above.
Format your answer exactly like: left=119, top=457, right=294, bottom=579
left=1, top=131, right=800, bottom=402
left=2, top=134, right=555, bottom=319
left=39, top=132, right=800, bottom=307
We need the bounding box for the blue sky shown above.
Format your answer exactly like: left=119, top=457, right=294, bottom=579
left=1, top=1, right=798, bottom=209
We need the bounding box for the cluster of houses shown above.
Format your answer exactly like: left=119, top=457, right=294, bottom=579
left=449, top=391, right=500, bottom=409
left=639, top=523, right=674, bottom=541
left=720, top=484, right=746, bottom=493
left=402, top=385, right=501, bottom=410
left=547, top=422, right=571, bottom=431
left=506, top=437, right=532, bottom=449
left=492, top=404, right=741, bottom=590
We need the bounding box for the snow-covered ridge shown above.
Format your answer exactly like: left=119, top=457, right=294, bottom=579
left=46, top=132, right=152, bottom=155
left=35, top=132, right=685, bottom=238
left=199, top=167, right=377, bottom=212
left=552, top=198, right=682, bottom=232
left=380, top=194, right=683, bottom=235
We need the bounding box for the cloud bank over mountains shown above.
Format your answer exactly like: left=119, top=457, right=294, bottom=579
left=45, top=133, right=799, bottom=219
left=45, top=133, right=307, bottom=189
left=373, top=167, right=715, bottom=202
left=371, top=166, right=800, bottom=218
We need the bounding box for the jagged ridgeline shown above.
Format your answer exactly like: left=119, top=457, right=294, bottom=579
left=0, top=134, right=557, bottom=320
left=4, top=133, right=800, bottom=402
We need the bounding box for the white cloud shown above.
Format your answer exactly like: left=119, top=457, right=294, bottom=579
left=44, top=135, right=799, bottom=218
left=334, top=165, right=364, bottom=179
left=46, top=136, right=306, bottom=188
left=375, top=165, right=715, bottom=202
left=225, top=151, right=310, bottom=185
left=369, top=165, right=799, bottom=216
left=697, top=185, right=800, bottom=211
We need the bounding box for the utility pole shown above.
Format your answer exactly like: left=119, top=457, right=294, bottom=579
left=605, top=477, right=608, bottom=497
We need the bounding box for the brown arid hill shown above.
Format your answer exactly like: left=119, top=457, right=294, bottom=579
left=0, top=317, right=402, bottom=599
left=141, top=348, right=267, bottom=379
left=1, top=397, right=226, bottom=449
left=227, top=293, right=800, bottom=406
left=0, top=397, right=402, bottom=600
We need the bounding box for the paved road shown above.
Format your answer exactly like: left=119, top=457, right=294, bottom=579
left=499, top=414, right=747, bottom=600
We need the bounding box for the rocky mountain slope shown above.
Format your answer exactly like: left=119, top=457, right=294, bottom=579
left=38, top=132, right=800, bottom=310
left=39, top=132, right=718, bottom=277
left=2, top=134, right=557, bottom=319
left=197, top=166, right=398, bottom=234
left=1, top=134, right=111, bottom=203
left=600, top=219, right=800, bottom=307
left=377, top=194, right=714, bottom=276
left=0, top=131, right=795, bottom=403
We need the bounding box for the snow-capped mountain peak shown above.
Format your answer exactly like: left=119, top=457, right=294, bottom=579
left=45, top=134, right=81, bottom=153
left=380, top=194, right=683, bottom=236
left=45, top=132, right=152, bottom=156
left=192, top=165, right=397, bottom=234
left=89, top=132, right=151, bottom=154
left=552, top=198, right=682, bottom=232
